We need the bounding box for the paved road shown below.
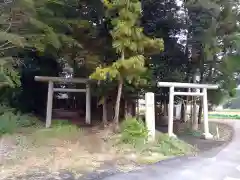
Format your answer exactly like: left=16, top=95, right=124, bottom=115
left=101, top=120, right=240, bottom=180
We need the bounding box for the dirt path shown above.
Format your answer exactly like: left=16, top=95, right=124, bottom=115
left=178, top=121, right=233, bottom=153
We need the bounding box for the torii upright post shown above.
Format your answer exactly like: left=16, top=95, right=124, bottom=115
left=202, top=88, right=210, bottom=137
left=158, top=82, right=218, bottom=139
left=46, top=81, right=54, bottom=128
left=168, top=86, right=174, bottom=137
left=85, top=83, right=91, bottom=124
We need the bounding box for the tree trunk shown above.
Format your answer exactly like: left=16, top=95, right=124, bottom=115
left=181, top=102, right=185, bottom=122
left=132, top=101, right=136, bottom=116
left=186, top=88, right=191, bottom=129
left=124, top=100, right=132, bottom=118
left=102, top=96, right=107, bottom=127
left=136, top=99, right=139, bottom=119
left=197, top=68, right=204, bottom=125
left=164, top=100, right=167, bottom=115
left=124, top=100, right=128, bottom=118
left=160, top=101, right=163, bottom=113
left=192, top=99, right=198, bottom=131
left=190, top=96, right=193, bottom=128
left=198, top=102, right=203, bottom=124
left=113, top=76, right=123, bottom=132
left=127, top=102, right=133, bottom=116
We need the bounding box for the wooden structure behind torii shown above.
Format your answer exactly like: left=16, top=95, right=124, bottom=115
left=35, top=76, right=91, bottom=128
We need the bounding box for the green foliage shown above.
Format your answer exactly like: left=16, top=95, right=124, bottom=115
left=91, top=0, right=163, bottom=82
left=0, top=1, right=27, bottom=88
left=128, top=132, right=195, bottom=158
left=208, top=89, right=225, bottom=105
left=91, top=55, right=146, bottom=81
left=0, top=63, right=21, bottom=87
left=91, top=0, right=164, bottom=125
left=208, top=114, right=240, bottom=119
left=16, top=113, right=40, bottom=127
left=120, top=117, right=148, bottom=145
left=0, top=32, right=25, bottom=48
left=52, top=119, right=72, bottom=126
left=15, top=0, right=92, bottom=54
left=229, top=88, right=237, bottom=98
left=32, top=120, right=80, bottom=142
left=51, top=122, right=80, bottom=136
left=0, top=109, right=40, bottom=135
left=155, top=134, right=194, bottom=156
left=0, top=0, right=239, bottom=127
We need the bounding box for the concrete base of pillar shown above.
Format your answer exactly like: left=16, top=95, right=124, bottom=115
left=202, top=133, right=213, bottom=140
left=169, top=133, right=177, bottom=138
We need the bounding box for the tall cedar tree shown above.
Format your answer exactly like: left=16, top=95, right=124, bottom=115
left=91, top=0, right=163, bottom=131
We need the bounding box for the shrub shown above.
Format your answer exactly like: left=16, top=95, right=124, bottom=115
left=120, top=117, right=148, bottom=145
left=0, top=105, right=16, bottom=115
left=0, top=112, right=18, bottom=134
left=16, top=113, right=40, bottom=127
left=155, top=133, right=194, bottom=156
left=0, top=111, right=41, bottom=135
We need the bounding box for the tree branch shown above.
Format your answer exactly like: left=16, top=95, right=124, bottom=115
left=0, top=45, right=16, bottom=51
left=0, top=41, right=10, bottom=48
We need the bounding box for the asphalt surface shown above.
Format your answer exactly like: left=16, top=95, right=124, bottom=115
left=101, top=120, right=240, bottom=180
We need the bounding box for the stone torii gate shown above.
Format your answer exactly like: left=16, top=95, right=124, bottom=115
left=35, top=76, right=91, bottom=128
left=158, top=82, right=219, bottom=139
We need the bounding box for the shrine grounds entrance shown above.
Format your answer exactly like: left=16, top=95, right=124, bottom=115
left=35, top=76, right=91, bottom=128
left=145, top=82, right=218, bottom=141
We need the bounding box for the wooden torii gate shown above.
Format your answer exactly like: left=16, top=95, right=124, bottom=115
left=158, top=82, right=218, bottom=139
left=35, top=76, right=91, bottom=128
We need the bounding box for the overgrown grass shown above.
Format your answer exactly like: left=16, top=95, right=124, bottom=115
left=0, top=111, right=41, bottom=135
left=133, top=132, right=195, bottom=156
left=154, top=133, right=195, bottom=156
left=208, top=114, right=240, bottom=119
left=118, top=117, right=195, bottom=163
left=0, top=106, right=81, bottom=141
left=29, top=119, right=82, bottom=145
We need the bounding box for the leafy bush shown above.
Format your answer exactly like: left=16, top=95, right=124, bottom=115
left=0, top=111, right=41, bottom=135
left=16, top=113, right=40, bottom=127
left=0, top=105, right=16, bottom=115
left=155, top=133, right=194, bottom=156
left=120, top=117, right=148, bottom=145
left=0, top=113, right=18, bottom=134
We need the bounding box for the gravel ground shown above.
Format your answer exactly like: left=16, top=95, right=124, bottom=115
left=177, top=121, right=233, bottom=152
left=0, top=126, right=144, bottom=180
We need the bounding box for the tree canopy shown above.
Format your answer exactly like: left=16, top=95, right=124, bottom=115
left=0, top=0, right=240, bottom=127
